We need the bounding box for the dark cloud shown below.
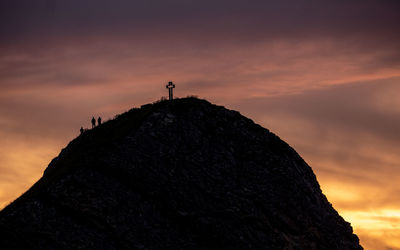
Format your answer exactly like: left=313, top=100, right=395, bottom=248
left=1, top=0, right=399, bottom=48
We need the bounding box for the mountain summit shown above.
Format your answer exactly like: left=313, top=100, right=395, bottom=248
left=0, top=98, right=362, bottom=249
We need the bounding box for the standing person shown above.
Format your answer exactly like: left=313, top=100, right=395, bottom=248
left=98, top=116, right=102, bottom=126
left=91, top=117, right=96, bottom=128
left=80, top=127, right=84, bottom=134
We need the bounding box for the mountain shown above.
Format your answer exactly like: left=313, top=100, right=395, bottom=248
left=0, top=97, right=362, bottom=249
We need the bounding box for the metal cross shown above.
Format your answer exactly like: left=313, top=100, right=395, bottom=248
left=166, top=81, right=175, bottom=100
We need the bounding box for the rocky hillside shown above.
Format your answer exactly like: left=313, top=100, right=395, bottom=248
left=0, top=97, right=362, bottom=249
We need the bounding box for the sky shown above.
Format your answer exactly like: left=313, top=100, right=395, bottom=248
left=1, top=0, right=400, bottom=249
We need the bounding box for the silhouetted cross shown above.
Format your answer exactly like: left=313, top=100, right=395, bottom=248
left=166, top=81, right=175, bottom=100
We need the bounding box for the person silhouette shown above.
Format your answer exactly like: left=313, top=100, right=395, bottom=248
left=98, top=117, right=102, bottom=126
left=91, top=117, right=96, bottom=128
left=80, top=127, right=84, bottom=134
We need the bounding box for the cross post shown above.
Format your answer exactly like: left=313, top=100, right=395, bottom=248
left=166, top=81, right=175, bottom=100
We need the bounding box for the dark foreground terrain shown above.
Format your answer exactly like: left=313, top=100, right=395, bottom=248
left=0, top=98, right=362, bottom=249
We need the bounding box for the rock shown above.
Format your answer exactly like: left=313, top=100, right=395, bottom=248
left=0, top=97, right=362, bottom=249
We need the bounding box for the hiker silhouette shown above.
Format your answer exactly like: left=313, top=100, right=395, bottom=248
left=91, top=117, right=96, bottom=128
left=98, top=117, right=102, bottom=126
left=80, top=127, right=84, bottom=134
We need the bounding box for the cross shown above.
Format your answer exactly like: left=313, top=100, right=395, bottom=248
left=166, top=81, right=175, bottom=100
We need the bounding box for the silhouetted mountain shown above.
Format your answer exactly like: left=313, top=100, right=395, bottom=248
left=0, top=98, right=362, bottom=249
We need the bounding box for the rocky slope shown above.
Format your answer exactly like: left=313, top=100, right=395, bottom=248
left=0, top=97, right=362, bottom=249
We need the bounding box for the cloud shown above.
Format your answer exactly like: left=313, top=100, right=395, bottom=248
left=1, top=0, right=400, bottom=50
left=237, top=78, right=400, bottom=144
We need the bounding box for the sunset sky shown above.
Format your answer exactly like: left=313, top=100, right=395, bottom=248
left=1, top=1, right=400, bottom=249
